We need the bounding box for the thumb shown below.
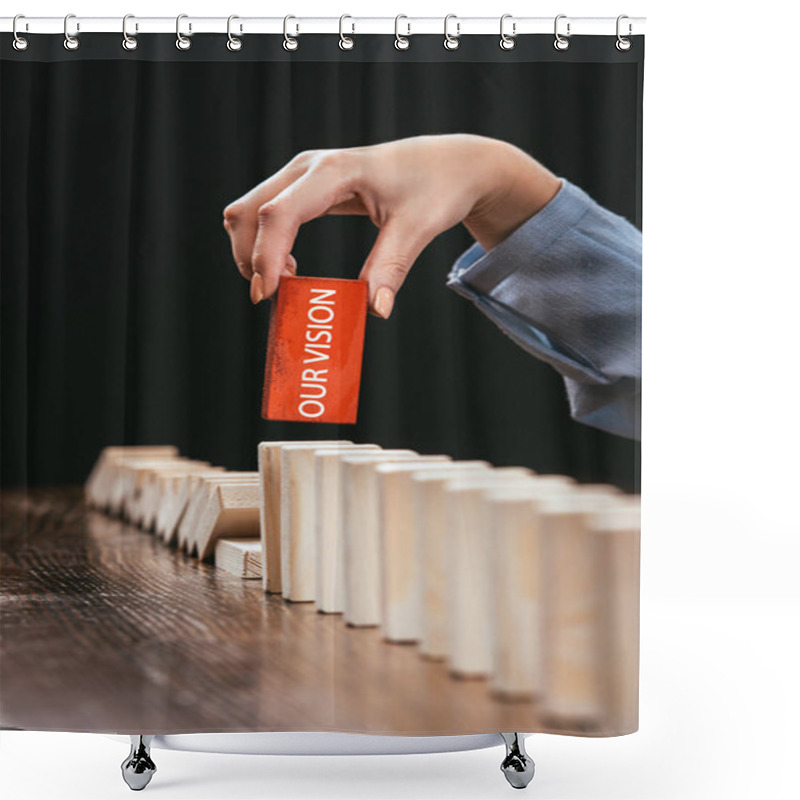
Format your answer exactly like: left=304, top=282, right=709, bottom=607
left=358, top=218, right=432, bottom=319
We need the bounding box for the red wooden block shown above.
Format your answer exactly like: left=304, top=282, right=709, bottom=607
left=262, top=276, right=368, bottom=425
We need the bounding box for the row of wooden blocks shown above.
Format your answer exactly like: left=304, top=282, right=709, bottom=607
left=85, top=442, right=640, bottom=732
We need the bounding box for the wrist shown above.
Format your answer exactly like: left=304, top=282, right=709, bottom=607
left=464, top=143, right=561, bottom=251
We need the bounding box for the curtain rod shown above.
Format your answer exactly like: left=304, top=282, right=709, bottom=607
left=1, top=16, right=645, bottom=37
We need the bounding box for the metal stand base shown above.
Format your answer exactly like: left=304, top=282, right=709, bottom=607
left=500, top=733, right=535, bottom=789
left=121, top=735, right=156, bottom=791
left=118, top=732, right=533, bottom=790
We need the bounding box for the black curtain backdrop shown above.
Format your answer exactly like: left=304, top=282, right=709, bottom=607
left=1, top=34, right=642, bottom=491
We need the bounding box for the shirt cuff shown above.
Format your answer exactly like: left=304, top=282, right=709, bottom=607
left=446, top=179, right=608, bottom=383
left=447, top=178, right=591, bottom=294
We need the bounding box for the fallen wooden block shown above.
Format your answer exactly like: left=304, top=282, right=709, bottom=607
left=110, top=454, right=185, bottom=517
left=157, top=468, right=225, bottom=545
left=376, top=461, right=489, bottom=643
left=139, top=461, right=214, bottom=531
left=258, top=441, right=351, bottom=595
left=194, top=480, right=261, bottom=562
left=177, top=472, right=257, bottom=554
left=110, top=457, right=180, bottom=519
left=130, top=461, right=211, bottom=530
left=314, top=446, right=382, bottom=613
left=215, top=538, right=263, bottom=579
left=85, top=446, right=179, bottom=509
left=116, top=458, right=190, bottom=522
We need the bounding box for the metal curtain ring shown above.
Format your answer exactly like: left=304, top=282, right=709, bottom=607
left=394, top=15, right=410, bottom=50
left=63, top=13, right=79, bottom=51
left=500, top=14, right=516, bottom=50
left=176, top=14, right=191, bottom=50
left=339, top=14, right=355, bottom=50
left=12, top=14, right=29, bottom=51
left=553, top=14, right=570, bottom=51
left=227, top=15, right=242, bottom=51
left=283, top=15, right=299, bottom=51
left=122, top=14, right=138, bottom=51
left=616, top=14, right=632, bottom=51
left=444, top=14, right=460, bottom=50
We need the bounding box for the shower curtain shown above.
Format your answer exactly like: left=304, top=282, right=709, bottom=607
left=1, top=23, right=643, bottom=739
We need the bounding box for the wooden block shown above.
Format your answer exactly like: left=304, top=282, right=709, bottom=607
left=482, top=478, right=581, bottom=698
left=130, top=461, right=210, bottom=530
left=416, top=468, right=531, bottom=661
left=110, top=455, right=184, bottom=517
left=376, top=461, right=489, bottom=643
left=245, top=547, right=263, bottom=579
left=592, top=500, right=641, bottom=734
left=262, top=276, right=368, bottom=424
left=176, top=472, right=236, bottom=551
left=195, top=481, right=261, bottom=561
left=340, top=451, right=429, bottom=627
left=450, top=475, right=575, bottom=683
left=118, top=458, right=191, bottom=522
left=122, top=462, right=165, bottom=525
left=188, top=477, right=259, bottom=557
left=138, top=462, right=211, bottom=531
left=157, top=468, right=225, bottom=544
left=214, top=538, right=263, bottom=579
left=153, top=473, right=182, bottom=538
left=143, top=464, right=208, bottom=534
left=281, top=443, right=376, bottom=602
left=85, top=446, right=178, bottom=509
left=538, top=491, right=625, bottom=730
left=314, top=445, right=382, bottom=613
left=177, top=472, right=257, bottom=553
left=258, top=441, right=351, bottom=595
left=83, top=446, right=140, bottom=508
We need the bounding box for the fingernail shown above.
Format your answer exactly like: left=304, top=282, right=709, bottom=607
left=374, top=287, right=395, bottom=319
left=250, top=273, right=265, bottom=304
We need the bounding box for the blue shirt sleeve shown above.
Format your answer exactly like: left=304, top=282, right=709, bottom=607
left=447, top=178, right=641, bottom=440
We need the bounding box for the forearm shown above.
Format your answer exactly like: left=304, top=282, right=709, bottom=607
left=448, top=179, right=642, bottom=439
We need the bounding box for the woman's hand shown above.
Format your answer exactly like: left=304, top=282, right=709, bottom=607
left=223, top=134, right=560, bottom=318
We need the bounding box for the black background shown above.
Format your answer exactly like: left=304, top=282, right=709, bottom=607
left=1, top=35, right=642, bottom=490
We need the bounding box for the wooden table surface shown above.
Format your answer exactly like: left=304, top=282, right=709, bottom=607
left=1, top=488, right=559, bottom=736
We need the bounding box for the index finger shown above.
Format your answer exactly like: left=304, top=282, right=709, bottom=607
left=251, top=154, right=360, bottom=299
left=222, top=152, right=315, bottom=279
